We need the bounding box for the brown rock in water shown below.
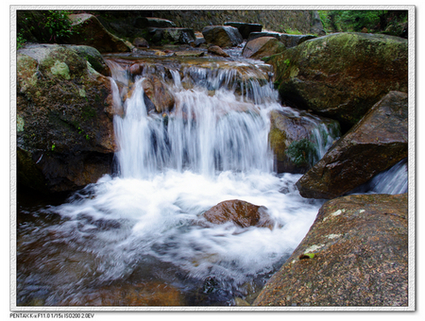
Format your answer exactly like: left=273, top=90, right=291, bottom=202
left=254, top=193, right=408, bottom=306
left=141, top=75, right=175, bottom=113
left=296, top=91, right=408, bottom=199
left=242, top=37, right=286, bottom=59
left=208, top=45, right=230, bottom=57
left=129, top=63, right=143, bottom=77
left=203, top=200, right=274, bottom=230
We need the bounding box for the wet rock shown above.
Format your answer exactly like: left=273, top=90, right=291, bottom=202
left=296, top=91, right=408, bottom=199
left=265, top=32, right=408, bottom=129
left=60, top=282, right=184, bottom=306
left=66, top=45, right=111, bottom=77
left=129, top=63, right=143, bottom=77
left=65, top=13, right=132, bottom=53
left=268, top=109, right=340, bottom=174
left=148, top=27, right=196, bottom=46
left=310, top=11, right=327, bottom=36
left=202, top=25, right=243, bottom=48
left=17, top=44, right=116, bottom=194
left=133, top=37, right=149, bottom=48
left=194, top=31, right=206, bottom=47
left=254, top=193, right=408, bottom=306
left=208, top=45, right=230, bottom=57
left=248, top=32, right=316, bottom=48
left=203, top=199, right=274, bottom=230
left=242, top=36, right=286, bottom=59
left=141, top=75, right=175, bottom=113
left=224, top=22, right=262, bottom=39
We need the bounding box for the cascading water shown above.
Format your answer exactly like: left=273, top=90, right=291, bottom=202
left=17, top=53, right=380, bottom=307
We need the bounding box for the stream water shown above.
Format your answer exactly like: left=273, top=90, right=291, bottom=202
left=16, top=49, right=408, bottom=307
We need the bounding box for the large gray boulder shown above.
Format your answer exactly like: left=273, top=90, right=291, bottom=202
left=254, top=193, right=408, bottom=306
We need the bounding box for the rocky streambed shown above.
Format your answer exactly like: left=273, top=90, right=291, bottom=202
left=15, top=11, right=410, bottom=308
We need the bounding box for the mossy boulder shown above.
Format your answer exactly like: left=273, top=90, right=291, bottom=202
left=266, top=32, right=408, bottom=129
left=67, top=45, right=111, bottom=76
left=17, top=44, right=117, bottom=194
left=254, top=193, right=408, bottom=306
left=296, top=91, right=408, bottom=199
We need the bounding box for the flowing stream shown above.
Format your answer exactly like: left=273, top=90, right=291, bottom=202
left=16, top=51, right=407, bottom=307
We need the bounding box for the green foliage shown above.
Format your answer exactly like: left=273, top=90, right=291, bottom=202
left=286, top=138, right=317, bottom=166
left=318, top=10, right=408, bottom=34
left=17, top=10, right=77, bottom=47
left=17, top=31, right=26, bottom=49
left=42, top=10, right=75, bottom=41
left=283, top=28, right=302, bottom=35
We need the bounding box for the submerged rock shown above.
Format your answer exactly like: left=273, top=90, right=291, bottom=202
left=265, top=32, right=408, bottom=129
left=242, top=36, right=286, bottom=59
left=254, top=193, right=408, bottom=306
left=17, top=44, right=117, bottom=194
left=296, top=91, right=408, bottom=199
left=59, top=282, right=184, bottom=306
left=202, top=25, right=243, bottom=48
left=203, top=199, right=274, bottom=230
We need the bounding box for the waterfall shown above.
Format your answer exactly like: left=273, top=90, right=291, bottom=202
left=15, top=56, right=337, bottom=306
left=352, top=158, right=408, bottom=195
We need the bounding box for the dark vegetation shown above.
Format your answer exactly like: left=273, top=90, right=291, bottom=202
left=16, top=9, right=408, bottom=49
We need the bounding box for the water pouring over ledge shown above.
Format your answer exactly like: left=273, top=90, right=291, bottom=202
left=16, top=52, right=405, bottom=306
